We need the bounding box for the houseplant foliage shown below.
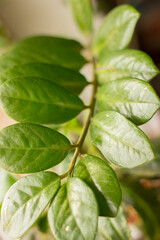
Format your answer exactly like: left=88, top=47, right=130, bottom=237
left=0, top=1, right=160, bottom=240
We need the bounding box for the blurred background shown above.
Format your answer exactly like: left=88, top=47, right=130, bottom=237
left=0, top=0, right=160, bottom=138
left=0, top=0, right=160, bottom=240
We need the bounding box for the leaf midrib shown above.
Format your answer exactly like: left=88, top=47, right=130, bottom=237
left=97, top=66, right=157, bottom=74
left=81, top=160, right=105, bottom=196
left=93, top=119, right=151, bottom=157
left=96, top=14, right=138, bottom=52
left=0, top=145, right=69, bottom=150
left=98, top=93, right=160, bottom=105
left=0, top=94, right=83, bottom=110
left=98, top=226, right=111, bottom=240
left=4, top=177, right=59, bottom=232
left=0, top=75, right=86, bottom=88
left=0, top=76, right=83, bottom=110
left=67, top=188, right=86, bottom=240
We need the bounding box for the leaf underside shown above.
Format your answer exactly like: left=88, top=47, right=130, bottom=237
left=96, top=207, right=132, bottom=240
left=1, top=171, right=60, bottom=238
left=0, top=169, right=17, bottom=206
left=48, top=177, right=98, bottom=240
left=90, top=111, right=154, bottom=168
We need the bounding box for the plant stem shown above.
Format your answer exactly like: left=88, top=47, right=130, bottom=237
left=60, top=58, right=97, bottom=179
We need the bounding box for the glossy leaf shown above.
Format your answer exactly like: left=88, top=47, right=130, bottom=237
left=97, top=78, right=160, bottom=125
left=90, top=111, right=154, bottom=168
left=0, top=123, right=71, bottom=173
left=0, top=169, right=17, bottom=206
left=124, top=138, right=160, bottom=177
left=0, top=63, right=87, bottom=95
left=73, top=154, right=122, bottom=217
left=69, top=0, right=93, bottom=34
left=93, top=4, right=140, bottom=55
left=132, top=138, right=160, bottom=177
left=96, top=207, right=131, bottom=240
left=122, top=159, right=160, bottom=178
left=0, top=38, right=86, bottom=72
left=14, top=35, right=83, bottom=52
left=0, top=77, right=84, bottom=124
left=1, top=172, right=60, bottom=238
left=48, top=177, right=98, bottom=240
left=97, top=49, right=159, bottom=83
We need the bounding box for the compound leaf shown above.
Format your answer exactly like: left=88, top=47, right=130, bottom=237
left=0, top=63, right=87, bottom=94
left=48, top=177, right=98, bottom=240
left=90, top=111, right=154, bottom=168
left=1, top=172, right=60, bottom=238
left=97, top=79, right=160, bottom=125
left=0, top=123, right=71, bottom=173
left=69, top=0, right=93, bottom=34
left=96, top=207, right=131, bottom=240
left=73, top=154, right=122, bottom=217
left=0, top=77, right=84, bottom=124
left=93, top=4, right=140, bottom=55
left=97, top=49, right=159, bottom=83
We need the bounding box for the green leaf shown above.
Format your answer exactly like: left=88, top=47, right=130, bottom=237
left=69, top=0, right=93, bottom=34
left=142, top=138, right=160, bottom=177
left=119, top=138, right=160, bottom=178
left=93, top=4, right=140, bottom=55
left=0, top=169, right=17, bottom=206
left=97, top=49, right=159, bottom=83
left=14, top=35, right=83, bottom=52
left=0, top=37, right=86, bottom=72
left=96, top=207, right=132, bottom=240
left=0, top=123, right=71, bottom=173
left=0, top=77, right=84, bottom=124
left=73, top=154, right=122, bottom=217
left=97, top=78, right=160, bottom=125
left=123, top=186, right=160, bottom=239
left=126, top=140, right=160, bottom=177
left=48, top=177, right=98, bottom=240
left=90, top=111, right=154, bottom=168
left=37, top=213, right=49, bottom=234
left=122, top=159, right=160, bottom=178
left=1, top=171, right=60, bottom=238
left=151, top=137, right=160, bottom=161
left=0, top=63, right=87, bottom=95
left=55, top=152, right=73, bottom=175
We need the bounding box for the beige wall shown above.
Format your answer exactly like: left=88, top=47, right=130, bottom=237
left=0, top=0, right=84, bottom=41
